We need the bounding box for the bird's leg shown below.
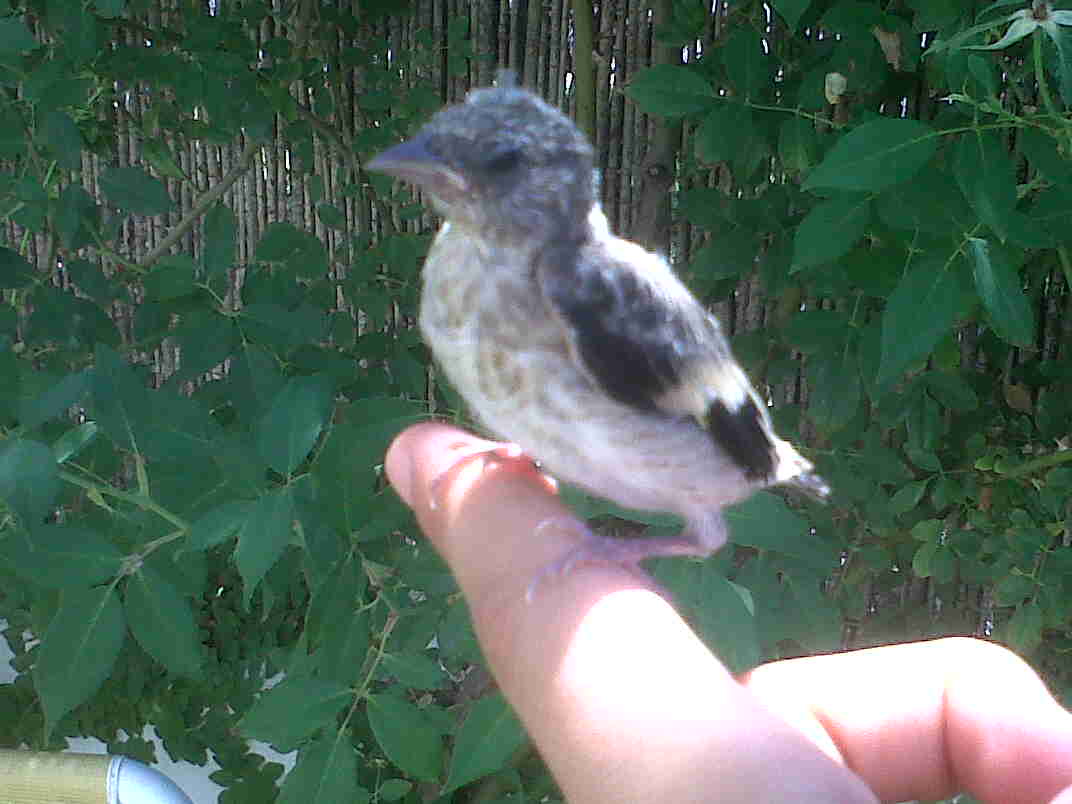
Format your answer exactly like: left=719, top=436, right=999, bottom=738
left=526, top=516, right=717, bottom=603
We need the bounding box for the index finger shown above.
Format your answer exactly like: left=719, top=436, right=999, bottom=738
left=385, top=422, right=878, bottom=803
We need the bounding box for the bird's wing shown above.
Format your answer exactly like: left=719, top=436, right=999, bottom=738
left=536, top=231, right=777, bottom=481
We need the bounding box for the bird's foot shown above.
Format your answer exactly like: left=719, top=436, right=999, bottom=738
left=428, top=438, right=540, bottom=510
left=526, top=518, right=705, bottom=603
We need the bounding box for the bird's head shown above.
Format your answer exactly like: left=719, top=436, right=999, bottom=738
left=368, top=85, right=596, bottom=243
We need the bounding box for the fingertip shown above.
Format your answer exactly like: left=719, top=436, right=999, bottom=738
left=384, top=422, right=428, bottom=508
left=385, top=421, right=468, bottom=509
left=384, top=421, right=653, bottom=617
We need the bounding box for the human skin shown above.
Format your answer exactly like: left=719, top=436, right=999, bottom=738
left=384, top=421, right=1072, bottom=804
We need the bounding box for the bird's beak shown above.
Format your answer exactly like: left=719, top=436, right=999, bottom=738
left=366, top=134, right=469, bottom=200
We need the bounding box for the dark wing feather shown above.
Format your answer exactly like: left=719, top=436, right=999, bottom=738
left=536, top=235, right=776, bottom=480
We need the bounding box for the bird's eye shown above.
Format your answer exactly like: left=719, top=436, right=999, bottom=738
left=481, top=143, right=523, bottom=173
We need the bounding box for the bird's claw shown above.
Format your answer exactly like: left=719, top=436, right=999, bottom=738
left=525, top=519, right=703, bottom=603
left=428, top=439, right=529, bottom=510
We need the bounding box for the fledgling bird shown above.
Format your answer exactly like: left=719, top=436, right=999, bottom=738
left=368, top=80, right=828, bottom=575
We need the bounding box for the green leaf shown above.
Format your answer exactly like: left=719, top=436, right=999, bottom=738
left=922, top=370, right=978, bottom=411
left=694, top=104, right=754, bottom=166
left=778, top=116, right=818, bottom=173
left=42, top=110, right=84, bottom=170
left=27, top=287, right=118, bottom=349
left=727, top=491, right=835, bottom=566
left=89, top=343, right=152, bottom=452
left=142, top=139, right=185, bottom=180
left=821, top=1, right=884, bottom=35
left=994, top=573, right=1035, bottom=606
left=305, top=555, right=367, bottom=644
left=366, top=693, right=444, bottom=781
left=1049, top=23, right=1072, bottom=106
left=170, top=310, right=236, bottom=382
left=137, top=390, right=226, bottom=465
left=278, top=736, right=366, bottom=804
left=143, top=256, right=197, bottom=301
left=1033, top=181, right=1072, bottom=241
left=20, top=59, right=80, bottom=106
left=877, top=258, right=965, bottom=387
left=124, top=567, right=203, bottom=679
left=723, top=26, right=766, bottom=97
left=255, top=374, right=335, bottom=475
left=184, top=499, right=255, bottom=552
left=376, top=779, right=412, bottom=802
left=54, top=185, right=99, bottom=251
left=905, top=442, right=941, bottom=473
left=781, top=310, right=851, bottom=354
left=0, top=345, right=19, bottom=425
left=875, top=168, right=974, bottom=235
left=771, top=0, right=812, bottom=31
left=444, top=694, right=527, bottom=792
left=807, top=348, right=861, bottom=432
left=96, top=0, right=126, bottom=17
left=314, top=398, right=426, bottom=536
left=624, top=65, right=714, bottom=117
left=924, top=11, right=1018, bottom=56
left=315, top=612, right=371, bottom=685
left=999, top=602, right=1043, bottom=655
left=804, top=118, right=937, bottom=192
left=203, top=203, right=237, bottom=278
left=255, top=221, right=309, bottom=261
left=0, top=16, right=38, bottom=53
left=1005, top=210, right=1058, bottom=249
left=954, top=132, right=1017, bottom=241
left=966, top=238, right=1035, bottom=347
left=912, top=540, right=938, bottom=578
left=770, top=564, right=842, bottom=651
left=240, top=677, right=352, bottom=747
left=235, top=486, right=295, bottom=606
left=888, top=478, right=930, bottom=515
left=3, top=523, right=122, bottom=588
left=964, top=15, right=1037, bottom=51
left=66, top=258, right=112, bottom=303
left=0, top=246, right=36, bottom=287
left=52, top=421, right=99, bottom=463
left=255, top=222, right=328, bottom=276
left=99, top=166, right=175, bottom=215
left=20, top=369, right=91, bottom=431
left=316, top=203, right=346, bottom=229
left=792, top=195, right=870, bottom=269
left=377, top=652, right=447, bottom=689
left=51, top=2, right=99, bottom=63
left=910, top=519, right=941, bottom=542
left=688, top=228, right=754, bottom=285
left=930, top=543, right=957, bottom=584
left=239, top=302, right=328, bottom=348
left=0, top=438, right=59, bottom=526
left=35, top=585, right=125, bottom=738
left=228, top=343, right=284, bottom=421
left=654, top=561, right=759, bottom=671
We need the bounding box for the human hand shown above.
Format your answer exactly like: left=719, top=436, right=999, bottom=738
left=384, top=422, right=1072, bottom=804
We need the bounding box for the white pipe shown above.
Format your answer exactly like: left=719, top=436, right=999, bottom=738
left=0, top=749, right=194, bottom=803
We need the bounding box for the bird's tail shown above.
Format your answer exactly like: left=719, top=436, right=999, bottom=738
left=789, top=471, right=831, bottom=501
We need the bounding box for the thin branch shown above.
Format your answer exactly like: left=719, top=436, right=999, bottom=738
left=136, top=137, right=260, bottom=272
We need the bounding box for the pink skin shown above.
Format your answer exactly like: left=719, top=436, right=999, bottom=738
left=428, top=436, right=711, bottom=601
left=386, top=422, right=1072, bottom=804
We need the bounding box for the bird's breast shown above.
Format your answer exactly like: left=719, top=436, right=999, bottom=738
left=416, top=224, right=763, bottom=517
left=419, top=225, right=570, bottom=422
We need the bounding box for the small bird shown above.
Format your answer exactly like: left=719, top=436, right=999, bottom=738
left=368, top=78, right=828, bottom=575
